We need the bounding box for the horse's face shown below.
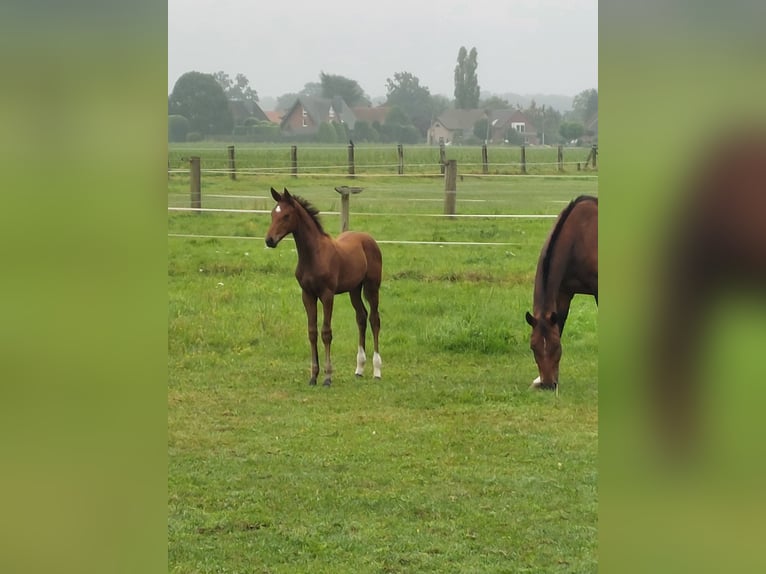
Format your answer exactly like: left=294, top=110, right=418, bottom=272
left=525, top=311, right=561, bottom=389
left=265, top=187, right=298, bottom=248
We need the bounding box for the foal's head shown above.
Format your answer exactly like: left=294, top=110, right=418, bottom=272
left=265, top=187, right=300, bottom=248
left=525, top=311, right=561, bottom=389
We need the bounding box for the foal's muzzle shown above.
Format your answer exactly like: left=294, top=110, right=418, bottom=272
left=265, top=236, right=277, bottom=248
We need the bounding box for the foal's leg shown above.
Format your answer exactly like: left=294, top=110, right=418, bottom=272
left=363, top=282, right=382, bottom=379
left=302, top=290, right=320, bottom=386
left=349, top=285, right=368, bottom=377
left=319, top=292, right=335, bottom=386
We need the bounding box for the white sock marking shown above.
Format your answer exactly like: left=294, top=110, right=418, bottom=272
left=373, top=352, right=382, bottom=379
left=355, top=346, right=366, bottom=376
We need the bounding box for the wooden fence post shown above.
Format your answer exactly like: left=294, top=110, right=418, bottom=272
left=439, top=141, right=446, bottom=175
left=520, top=145, right=527, bottom=175
left=190, top=156, right=201, bottom=210
left=335, top=186, right=363, bottom=233
left=227, top=145, right=236, bottom=180
left=591, top=144, right=598, bottom=168
left=347, top=140, right=355, bottom=178
left=397, top=144, right=404, bottom=175
left=481, top=144, right=489, bottom=174
left=291, top=145, right=298, bottom=178
left=557, top=145, right=564, bottom=172
left=443, top=159, right=457, bottom=217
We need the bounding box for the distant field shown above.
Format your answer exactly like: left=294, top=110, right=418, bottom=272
left=168, top=142, right=597, bottom=177
left=168, top=173, right=598, bottom=572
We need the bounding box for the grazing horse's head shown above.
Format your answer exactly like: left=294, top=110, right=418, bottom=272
left=265, top=187, right=299, bottom=248
left=525, top=311, right=561, bottom=389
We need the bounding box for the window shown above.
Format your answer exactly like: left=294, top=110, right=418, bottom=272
left=328, top=107, right=336, bottom=120
left=511, top=121, right=525, bottom=133
left=302, top=108, right=308, bottom=128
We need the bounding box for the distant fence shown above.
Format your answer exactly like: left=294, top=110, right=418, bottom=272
left=168, top=142, right=598, bottom=179
left=176, top=154, right=596, bottom=231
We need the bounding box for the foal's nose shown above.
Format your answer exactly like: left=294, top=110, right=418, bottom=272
left=265, top=236, right=276, bottom=248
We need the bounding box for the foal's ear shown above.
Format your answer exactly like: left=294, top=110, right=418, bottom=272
left=282, top=188, right=293, bottom=203
left=525, top=311, right=537, bottom=327
left=270, top=187, right=281, bottom=202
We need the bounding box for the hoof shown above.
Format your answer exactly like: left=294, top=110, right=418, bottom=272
left=530, top=381, right=558, bottom=391
left=373, top=376, right=381, bottom=381
left=322, top=378, right=332, bottom=387
left=308, top=377, right=317, bottom=386
left=355, top=373, right=363, bottom=379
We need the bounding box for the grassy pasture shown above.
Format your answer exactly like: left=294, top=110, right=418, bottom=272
left=168, top=172, right=598, bottom=572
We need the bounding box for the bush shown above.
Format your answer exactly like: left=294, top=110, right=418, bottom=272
left=317, top=122, right=338, bottom=143
left=168, top=115, right=189, bottom=142
left=186, top=131, right=203, bottom=142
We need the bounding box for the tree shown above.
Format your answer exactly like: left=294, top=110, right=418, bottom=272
left=168, top=115, right=189, bottom=142
left=385, top=71, right=433, bottom=137
left=480, top=95, right=510, bottom=110
left=169, top=71, right=233, bottom=136
left=572, top=88, right=598, bottom=123
left=454, top=46, right=480, bottom=109
left=559, top=121, right=585, bottom=142
left=317, top=122, right=338, bottom=143
left=473, top=117, right=489, bottom=141
left=213, top=71, right=259, bottom=103
left=320, top=72, right=370, bottom=107
left=352, top=120, right=379, bottom=142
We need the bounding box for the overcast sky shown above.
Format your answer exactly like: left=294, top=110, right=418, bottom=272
left=169, top=0, right=597, bottom=103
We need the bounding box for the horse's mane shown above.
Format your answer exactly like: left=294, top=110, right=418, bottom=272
left=542, top=195, right=597, bottom=286
left=292, top=195, right=327, bottom=235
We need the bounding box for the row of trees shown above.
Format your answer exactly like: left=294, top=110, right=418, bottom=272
left=168, top=46, right=597, bottom=144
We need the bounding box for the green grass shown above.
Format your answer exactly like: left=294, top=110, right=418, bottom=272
left=169, top=174, right=598, bottom=572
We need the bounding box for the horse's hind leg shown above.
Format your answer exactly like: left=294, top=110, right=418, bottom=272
left=302, top=290, right=320, bottom=386
left=349, top=285, right=368, bottom=377
left=363, top=281, right=382, bottom=379
left=319, top=293, right=335, bottom=387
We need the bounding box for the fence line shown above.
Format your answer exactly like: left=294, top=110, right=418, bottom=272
left=167, top=206, right=557, bottom=219
left=168, top=143, right=598, bottom=178
left=168, top=233, right=521, bottom=247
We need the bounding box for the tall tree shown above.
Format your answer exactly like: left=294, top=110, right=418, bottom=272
left=454, top=46, right=480, bottom=109
left=212, top=71, right=259, bottom=102
left=385, top=71, right=433, bottom=137
left=572, top=88, right=598, bottom=123
left=319, top=72, right=370, bottom=107
left=169, top=71, right=233, bottom=136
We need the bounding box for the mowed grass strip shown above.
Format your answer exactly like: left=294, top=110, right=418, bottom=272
left=168, top=175, right=598, bottom=572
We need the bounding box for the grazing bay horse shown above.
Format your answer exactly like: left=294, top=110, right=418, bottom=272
left=652, top=128, right=766, bottom=453
left=265, top=188, right=382, bottom=386
left=525, top=196, right=598, bottom=389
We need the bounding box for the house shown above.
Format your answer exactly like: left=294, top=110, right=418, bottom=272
left=227, top=99, right=268, bottom=125
left=280, top=96, right=356, bottom=135
left=427, top=109, right=487, bottom=145
left=351, top=106, right=390, bottom=126
left=427, top=108, right=539, bottom=145
left=265, top=110, right=284, bottom=124
left=487, top=109, right=539, bottom=145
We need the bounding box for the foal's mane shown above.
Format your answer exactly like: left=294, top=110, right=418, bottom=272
left=292, top=195, right=327, bottom=236
left=542, top=195, right=597, bottom=286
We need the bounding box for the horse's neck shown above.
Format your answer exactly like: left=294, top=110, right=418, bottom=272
left=536, top=246, right=569, bottom=314
left=292, top=209, right=329, bottom=263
